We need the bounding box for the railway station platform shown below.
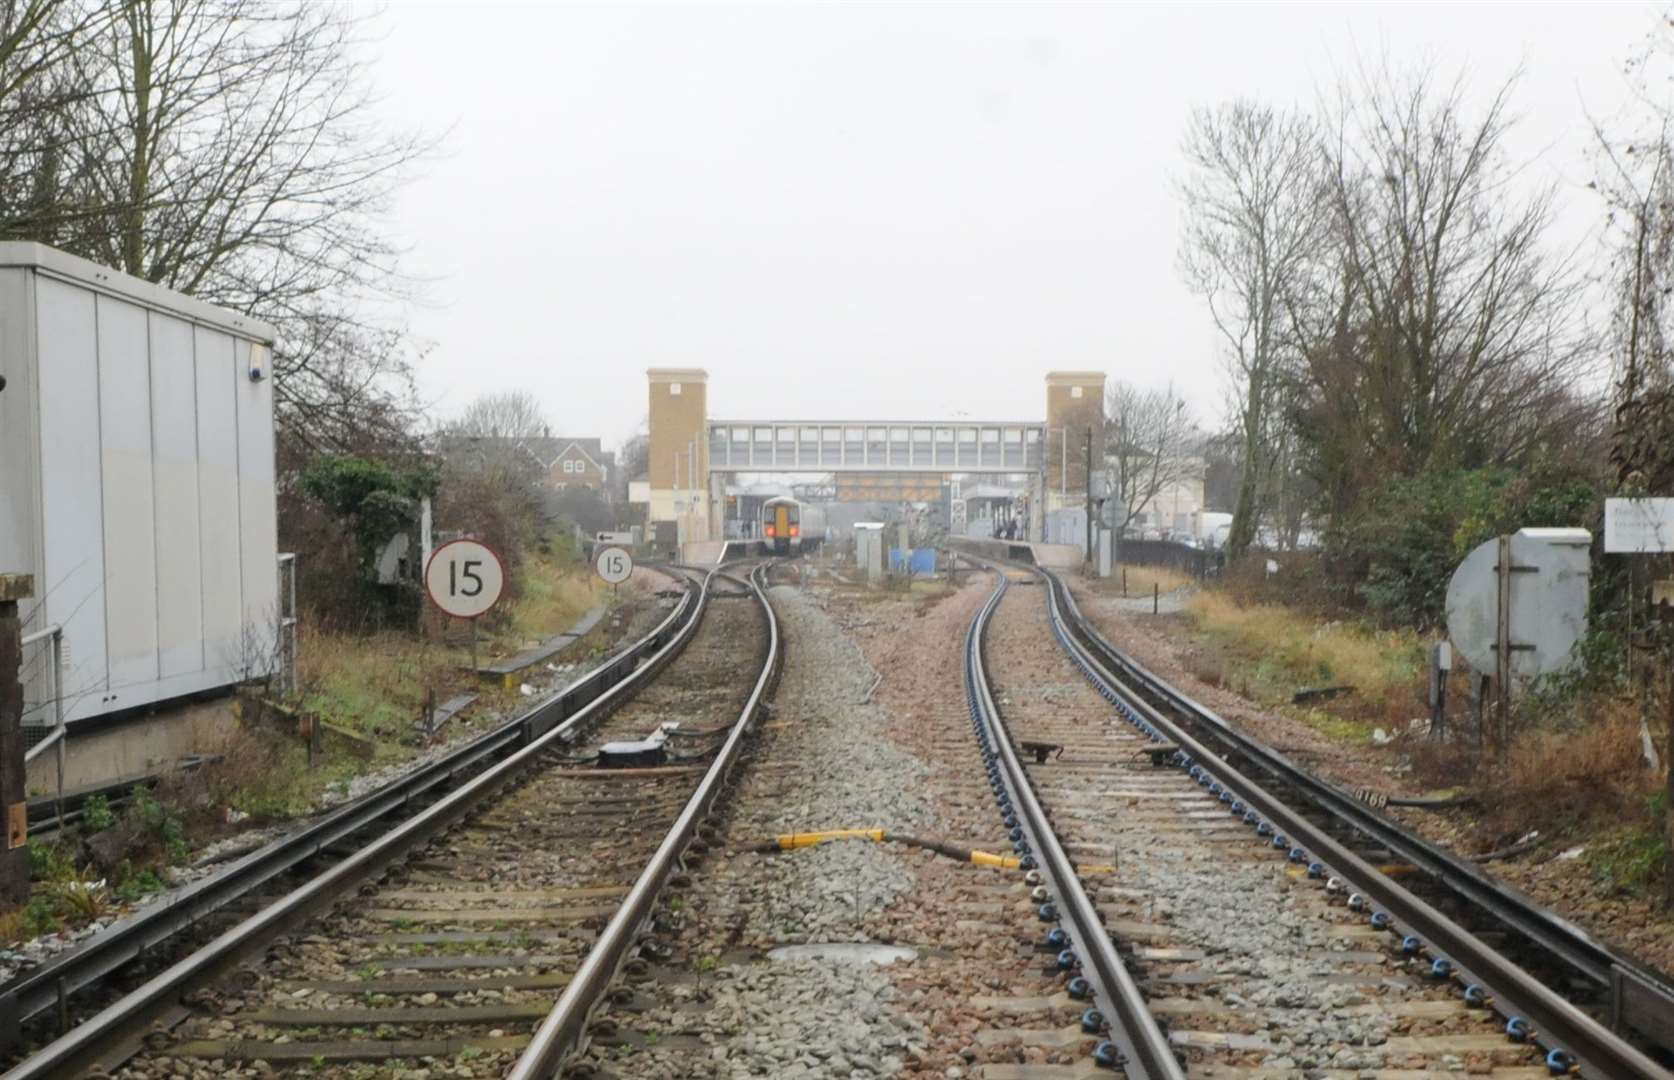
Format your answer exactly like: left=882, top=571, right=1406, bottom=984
left=946, top=537, right=1082, bottom=569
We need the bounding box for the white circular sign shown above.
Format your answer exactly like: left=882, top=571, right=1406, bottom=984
left=595, top=546, right=634, bottom=585
left=425, top=539, right=505, bottom=619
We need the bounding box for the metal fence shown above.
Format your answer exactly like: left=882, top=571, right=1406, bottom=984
left=1115, top=538, right=1224, bottom=579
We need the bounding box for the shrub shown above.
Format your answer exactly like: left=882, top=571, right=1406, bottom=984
left=1331, top=466, right=1603, bottom=629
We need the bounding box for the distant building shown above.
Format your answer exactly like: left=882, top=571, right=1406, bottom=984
left=442, top=433, right=617, bottom=499
left=542, top=438, right=613, bottom=493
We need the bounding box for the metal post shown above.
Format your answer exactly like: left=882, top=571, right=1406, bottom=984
left=1430, top=642, right=1449, bottom=742
left=1153, top=581, right=1159, bottom=615
left=1084, top=426, right=1094, bottom=567
left=1495, top=534, right=1512, bottom=752
left=1470, top=672, right=1488, bottom=749
left=0, top=574, right=34, bottom=905
left=1060, top=427, right=1067, bottom=498
left=53, top=702, right=64, bottom=829
left=48, top=628, right=63, bottom=832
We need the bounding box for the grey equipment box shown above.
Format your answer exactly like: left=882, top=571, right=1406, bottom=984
left=0, top=243, right=279, bottom=725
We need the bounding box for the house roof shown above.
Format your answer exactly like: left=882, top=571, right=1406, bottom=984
left=442, top=434, right=610, bottom=472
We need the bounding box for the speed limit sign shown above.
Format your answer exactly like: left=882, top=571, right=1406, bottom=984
left=595, top=546, right=633, bottom=585
left=425, top=539, right=505, bottom=619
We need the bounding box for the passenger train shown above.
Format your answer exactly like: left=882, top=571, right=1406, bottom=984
left=760, top=496, right=828, bottom=555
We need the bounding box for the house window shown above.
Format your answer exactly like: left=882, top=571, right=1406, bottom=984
left=669, top=383, right=682, bottom=395
left=1071, top=385, right=1083, bottom=399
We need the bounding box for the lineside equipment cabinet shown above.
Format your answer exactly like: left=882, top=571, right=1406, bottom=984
left=0, top=243, right=279, bottom=727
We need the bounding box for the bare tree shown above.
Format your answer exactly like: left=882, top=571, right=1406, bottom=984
left=1590, top=79, right=1674, bottom=496
left=1178, top=100, right=1327, bottom=561
left=65, top=0, right=428, bottom=310
left=1310, top=59, right=1587, bottom=481
left=0, top=1, right=110, bottom=243
left=618, top=421, right=651, bottom=481
left=275, top=311, right=425, bottom=454
left=1103, top=381, right=1198, bottom=539
left=39, top=0, right=436, bottom=453
left=443, top=390, right=552, bottom=489
left=1591, top=32, right=1674, bottom=908
left=452, top=391, right=550, bottom=442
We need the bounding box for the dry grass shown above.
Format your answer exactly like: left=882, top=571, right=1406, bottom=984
left=1481, top=707, right=1657, bottom=840
left=1103, top=564, right=1195, bottom=598
left=492, top=550, right=601, bottom=650
left=1187, top=590, right=1424, bottom=699
left=297, top=625, right=454, bottom=747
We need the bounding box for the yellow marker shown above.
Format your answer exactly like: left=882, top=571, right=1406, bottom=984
left=970, top=851, right=1021, bottom=870
left=774, top=829, right=885, bottom=850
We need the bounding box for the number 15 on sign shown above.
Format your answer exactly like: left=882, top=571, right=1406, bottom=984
left=596, top=546, right=633, bottom=595
left=425, top=540, right=506, bottom=676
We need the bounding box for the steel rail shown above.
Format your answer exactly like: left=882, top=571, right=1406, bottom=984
left=1042, top=565, right=1674, bottom=1055
left=1034, top=564, right=1668, bottom=1079
left=0, top=569, right=701, bottom=1047
left=1, top=567, right=717, bottom=1080
left=508, top=559, right=782, bottom=1079
left=963, top=563, right=1183, bottom=1080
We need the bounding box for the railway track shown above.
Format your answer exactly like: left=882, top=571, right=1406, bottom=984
left=2, top=562, right=779, bottom=1080
left=0, top=568, right=694, bottom=1067
left=966, top=555, right=1669, bottom=1079
left=1049, top=564, right=1674, bottom=1066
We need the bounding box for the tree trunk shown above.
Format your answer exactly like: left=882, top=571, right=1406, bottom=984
left=1226, top=370, right=1267, bottom=561
left=122, top=1, right=152, bottom=278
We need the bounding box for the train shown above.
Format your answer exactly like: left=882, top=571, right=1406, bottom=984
left=760, top=496, right=828, bottom=555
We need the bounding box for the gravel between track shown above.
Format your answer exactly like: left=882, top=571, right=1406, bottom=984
left=579, top=582, right=937, bottom=1079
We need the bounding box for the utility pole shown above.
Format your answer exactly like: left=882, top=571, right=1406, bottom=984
left=0, top=574, right=32, bottom=906
left=1084, top=425, right=1094, bottom=567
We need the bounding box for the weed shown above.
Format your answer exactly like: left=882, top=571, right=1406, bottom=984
left=129, top=787, right=191, bottom=864
left=48, top=879, right=109, bottom=921
left=111, top=862, right=166, bottom=902
left=1591, top=798, right=1667, bottom=896
left=81, top=794, right=115, bottom=833
left=0, top=896, right=61, bottom=941
left=27, top=841, right=76, bottom=883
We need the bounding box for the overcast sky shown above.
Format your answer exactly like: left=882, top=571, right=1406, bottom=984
left=370, top=2, right=1663, bottom=450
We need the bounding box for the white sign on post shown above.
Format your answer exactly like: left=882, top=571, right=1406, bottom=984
left=424, top=539, right=505, bottom=619
left=595, top=546, right=634, bottom=585
left=1604, top=498, right=1674, bottom=553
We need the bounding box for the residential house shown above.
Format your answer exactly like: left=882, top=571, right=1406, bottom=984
left=442, top=432, right=617, bottom=500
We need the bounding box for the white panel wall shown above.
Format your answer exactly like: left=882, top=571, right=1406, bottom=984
left=149, top=312, right=204, bottom=680
left=3, top=246, right=277, bottom=725
left=235, top=343, right=277, bottom=674
left=97, top=294, right=160, bottom=692
left=194, top=326, right=243, bottom=680
left=36, top=278, right=109, bottom=720
left=0, top=270, right=33, bottom=583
